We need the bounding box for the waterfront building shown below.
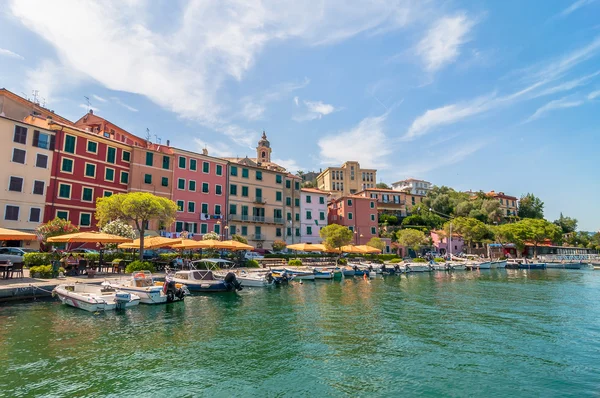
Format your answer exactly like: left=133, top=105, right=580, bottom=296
left=225, top=132, right=300, bottom=250
left=170, top=148, right=228, bottom=239
left=357, top=188, right=407, bottom=219
left=0, top=88, right=73, bottom=126
left=300, top=188, right=329, bottom=244
left=0, top=115, right=57, bottom=247
left=327, top=195, right=378, bottom=245
left=430, top=230, right=465, bottom=255
left=391, top=178, right=432, bottom=196
left=486, top=191, right=518, bottom=217
left=316, top=161, right=377, bottom=197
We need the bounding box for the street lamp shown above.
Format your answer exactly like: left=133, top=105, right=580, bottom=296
left=224, top=225, right=229, bottom=240
left=216, top=220, right=222, bottom=240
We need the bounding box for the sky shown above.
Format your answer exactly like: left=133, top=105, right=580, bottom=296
left=0, top=0, right=599, bottom=231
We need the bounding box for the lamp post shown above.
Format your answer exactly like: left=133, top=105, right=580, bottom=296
left=216, top=220, right=222, bottom=240
left=224, top=225, right=229, bottom=241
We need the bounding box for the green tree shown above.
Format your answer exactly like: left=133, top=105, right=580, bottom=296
left=231, top=234, right=248, bottom=244
left=302, top=181, right=315, bottom=188
left=95, top=192, right=177, bottom=260
left=376, top=182, right=390, bottom=189
left=319, top=224, right=353, bottom=252
left=99, top=219, right=136, bottom=249
left=589, top=232, right=600, bottom=250
left=402, top=205, right=444, bottom=230
left=451, top=217, right=490, bottom=253
left=518, top=193, right=544, bottom=219
left=36, top=217, right=79, bottom=248
left=554, top=213, right=578, bottom=234
left=518, top=218, right=562, bottom=258
left=395, top=229, right=427, bottom=254
left=272, top=240, right=287, bottom=252
left=366, top=237, right=385, bottom=251
left=565, top=231, right=591, bottom=248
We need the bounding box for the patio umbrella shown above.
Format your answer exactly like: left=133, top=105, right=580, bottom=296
left=287, top=243, right=327, bottom=252
left=169, top=239, right=207, bottom=249
left=47, top=231, right=133, bottom=243
left=340, top=244, right=369, bottom=254
left=356, top=245, right=382, bottom=254
left=0, top=227, right=37, bottom=241
left=117, top=236, right=179, bottom=249
left=191, top=239, right=236, bottom=250
left=220, top=240, right=254, bottom=251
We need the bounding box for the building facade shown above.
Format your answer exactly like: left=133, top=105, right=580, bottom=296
left=391, top=178, right=432, bottom=196
left=430, top=230, right=465, bottom=255
left=0, top=116, right=56, bottom=246
left=327, top=195, right=378, bottom=245
left=316, top=161, right=377, bottom=197
left=357, top=188, right=406, bottom=219
left=300, top=188, right=329, bottom=243
left=486, top=191, right=518, bottom=217
left=0, top=88, right=73, bottom=125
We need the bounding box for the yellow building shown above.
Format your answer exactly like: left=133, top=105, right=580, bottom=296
left=316, top=161, right=377, bottom=197
left=0, top=115, right=56, bottom=247
left=486, top=191, right=518, bottom=217
left=225, top=133, right=301, bottom=250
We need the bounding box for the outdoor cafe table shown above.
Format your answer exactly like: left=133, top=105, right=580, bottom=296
left=0, top=263, right=12, bottom=279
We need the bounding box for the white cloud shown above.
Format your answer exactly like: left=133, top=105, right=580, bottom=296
left=92, top=94, right=107, bottom=103
left=524, top=97, right=585, bottom=123
left=535, top=70, right=600, bottom=97
left=193, top=138, right=235, bottom=157
left=24, top=59, right=83, bottom=103
left=79, top=103, right=100, bottom=113
left=399, top=141, right=487, bottom=176
left=556, top=0, right=597, bottom=19
left=588, top=90, right=600, bottom=100
left=272, top=158, right=303, bottom=173
left=238, top=78, right=309, bottom=121
left=293, top=99, right=340, bottom=122
left=111, top=97, right=138, bottom=112
left=0, top=48, right=24, bottom=60
left=293, top=96, right=299, bottom=106
left=240, top=100, right=266, bottom=120
left=416, top=13, right=476, bottom=72
left=318, top=113, right=391, bottom=168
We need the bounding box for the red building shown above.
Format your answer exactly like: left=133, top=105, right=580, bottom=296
left=327, top=195, right=378, bottom=245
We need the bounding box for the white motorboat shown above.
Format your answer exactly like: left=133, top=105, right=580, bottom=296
left=448, top=262, right=467, bottom=271
left=491, top=260, right=507, bottom=269
left=274, top=268, right=315, bottom=280
left=53, top=282, right=141, bottom=312
left=404, top=262, right=432, bottom=272
left=431, top=262, right=450, bottom=271
left=478, top=261, right=492, bottom=269
left=312, top=267, right=335, bottom=279
left=110, top=271, right=187, bottom=304
left=219, top=270, right=292, bottom=287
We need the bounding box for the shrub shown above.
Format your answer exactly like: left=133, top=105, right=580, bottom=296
left=288, top=259, right=302, bottom=266
left=125, top=260, right=155, bottom=274
left=29, top=265, right=65, bottom=278
left=246, top=259, right=260, bottom=268
left=272, top=240, right=287, bottom=252
left=434, top=257, right=445, bottom=263
left=337, top=258, right=348, bottom=265
left=412, top=258, right=427, bottom=263
left=389, top=258, right=402, bottom=263
left=24, top=253, right=55, bottom=267
left=158, top=253, right=180, bottom=262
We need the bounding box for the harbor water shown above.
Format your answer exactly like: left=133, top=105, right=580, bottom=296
left=2, top=269, right=600, bottom=397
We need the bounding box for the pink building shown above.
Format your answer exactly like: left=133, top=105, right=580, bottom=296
left=430, top=230, right=464, bottom=255
left=169, top=148, right=228, bottom=239
left=327, top=195, right=378, bottom=245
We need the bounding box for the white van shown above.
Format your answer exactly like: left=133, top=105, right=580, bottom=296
left=244, top=252, right=264, bottom=260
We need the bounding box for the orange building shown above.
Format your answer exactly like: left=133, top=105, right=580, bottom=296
left=486, top=191, right=518, bottom=217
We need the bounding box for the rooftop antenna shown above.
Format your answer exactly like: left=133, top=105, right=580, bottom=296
left=145, top=128, right=151, bottom=141
left=41, top=98, right=46, bottom=108
left=84, top=96, right=91, bottom=111
left=32, top=90, right=40, bottom=104
left=154, top=135, right=161, bottom=144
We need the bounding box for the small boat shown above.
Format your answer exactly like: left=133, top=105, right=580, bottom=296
left=404, top=262, right=431, bottom=272
left=276, top=268, right=315, bottom=281
left=491, top=260, right=507, bottom=269
left=111, top=271, right=187, bottom=304
left=53, top=282, right=141, bottom=312
left=519, top=262, right=546, bottom=270
left=312, top=267, right=334, bottom=279
left=231, top=270, right=292, bottom=287
left=430, top=262, right=450, bottom=271
left=448, top=262, right=466, bottom=271
left=546, top=262, right=591, bottom=269
left=341, top=266, right=356, bottom=277
left=171, top=270, right=242, bottom=292
left=478, top=261, right=492, bottom=269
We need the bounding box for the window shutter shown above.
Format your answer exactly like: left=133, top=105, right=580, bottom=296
left=49, top=135, right=56, bottom=150
left=33, top=130, right=40, bottom=147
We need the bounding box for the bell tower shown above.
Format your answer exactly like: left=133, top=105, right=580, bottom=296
left=256, top=131, right=271, bottom=163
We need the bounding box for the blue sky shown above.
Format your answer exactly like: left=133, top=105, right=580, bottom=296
left=1, top=0, right=599, bottom=230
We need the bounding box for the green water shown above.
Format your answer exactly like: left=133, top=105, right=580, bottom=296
left=1, top=270, right=600, bottom=397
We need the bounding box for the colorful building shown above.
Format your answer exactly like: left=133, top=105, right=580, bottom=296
left=486, top=191, right=518, bottom=217
left=0, top=88, right=73, bottom=126
left=0, top=115, right=57, bottom=247
left=316, top=161, right=377, bottom=197
left=357, top=188, right=406, bottom=219
left=327, top=195, right=378, bottom=245
left=300, top=188, right=329, bottom=244
left=430, top=230, right=465, bottom=255
left=391, top=178, right=432, bottom=195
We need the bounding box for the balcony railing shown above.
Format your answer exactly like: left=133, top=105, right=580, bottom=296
left=254, top=197, right=267, bottom=204
left=228, top=214, right=284, bottom=224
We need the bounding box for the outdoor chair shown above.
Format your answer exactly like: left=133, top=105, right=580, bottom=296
left=77, top=260, right=88, bottom=275
left=10, top=263, right=24, bottom=279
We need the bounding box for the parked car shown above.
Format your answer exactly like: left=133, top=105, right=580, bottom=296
left=70, top=248, right=99, bottom=254
left=244, top=252, right=264, bottom=260
left=0, top=247, right=36, bottom=263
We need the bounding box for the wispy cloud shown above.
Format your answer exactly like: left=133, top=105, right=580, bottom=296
left=111, top=97, right=138, bottom=112
left=555, top=0, right=597, bottom=19
left=293, top=99, right=340, bottom=122
left=79, top=103, right=100, bottom=113
left=272, top=158, right=303, bottom=173
left=399, top=141, right=488, bottom=176
left=193, top=138, right=234, bottom=158
left=0, top=48, right=24, bottom=60
left=416, top=12, right=476, bottom=72
left=238, top=78, right=309, bottom=121
left=293, top=96, right=299, bottom=106
left=524, top=96, right=585, bottom=123
left=92, top=94, right=107, bottom=103
left=318, top=113, right=391, bottom=169
left=588, top=90, right=600, bottom=99
left=535, top=70, right=600, bottom=97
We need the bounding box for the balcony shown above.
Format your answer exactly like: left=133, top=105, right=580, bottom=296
left=254, top=196, right=267, bottom=204
left=251, top=234, right=265, bottom=241
left=228, top=214, right=284, bottom=224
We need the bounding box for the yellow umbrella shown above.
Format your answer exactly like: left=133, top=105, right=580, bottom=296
left=0, top=227, right=37, bottom=241
left=287, top=243, right=339, bottom=253
left=117, top=236, right=179, bottom=249
left=191, top=239, right=236, bottom=250
left=356, top=245, right=382, bottom=254
left=169, top=239, right=207, bottom=249
left=221, top=240, right=254, bottom=251
left=340, top=244, right=369, bottom=254
left=48, top=231, right=133, bottom=243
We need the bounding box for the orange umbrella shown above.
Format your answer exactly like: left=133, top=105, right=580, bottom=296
left=0, top=227, right=37, bottom=241
left=356, top=245, right=382, bottom=254
left=221, top=240, right=254, bottom=251
left=340, top=244, right=369, bottom=254
left=117, top=236, right=179, bottom=249
left=48, top=231, right=133, bottom=243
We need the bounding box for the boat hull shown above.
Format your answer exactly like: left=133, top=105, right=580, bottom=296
left=518, top=263, right=546, bottom=269
left=405, top=264, right=431, bottom=272
left=175, top=280, right=236, bottom=292
left=54, top=285, right=140, bottom=312
left=478, top=262, right=492, bottom=269
left=114, top=285, right=185, bottom=304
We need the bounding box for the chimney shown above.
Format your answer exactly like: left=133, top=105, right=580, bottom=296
left=89, top=109, right=94, bottom=115
left=166, top=140, right=170, bottom=146
left=202, top=148, right=208, bottom=155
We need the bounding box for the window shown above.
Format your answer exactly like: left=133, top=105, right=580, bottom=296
left=320, top=196, right=325, bottom=205
left=295, top=181, right=300, bottom=190
left=202, top=183, right=209, bottom=193
left=230, top=184, right=237, bottom=196
left=5, top=205, right=19, bottom=221
left=215, top=205, right=222, bottom=215
left=178, top=178, right=186, bottom=190
left=276, top=175, right=282, bottom=184
left=179, top=156, right=186, bottom=169
left=349, top=226, right=354, bottom=232
left=274, top=209, right=282, bottom=220
left=161, top=177, right=169, bottom=187
left=201, top=203, right=209, bottom=214
left=36, top=154, right=48, bottom=168
left=347, top=199, right=353, bottom=206
left=348, top=212, right=353, bottom=220
left=105, top=167, right=115, bottom=182
left=229, top=204, right=237, bottom=215
left=12, top=148, right=26, bottom=164
left=287, top=212, right=291, bottom=221
left=371, top=227, right=376, bottom=235
left=370, top=201, right=375, bottom=209
left=175, top=222, right=183, bottom=233
left=276, top=228, right=282, bottom=237
left=307, top=226, right=312, bottom=235
left=29, top=208, right=41, bottom=223
left=61, top=158, right=74, bottom=173
left=87, top=140, right=97, bottom=153
left=188, top=202, right=195, bottom=213
left=230, top=166, right=238, bottom=176
left=106, top=147, right=116, bottom=164
left=255, top=188, right=262, bottom=200
left=144, top=174, right=152, bottom=184
left=216, top=185, right=222, bottom=195
left=306, top=211, right=312, bottom=220
left=499, top=198, right=504, bottom=205
left=13, top=125, right=27, bottom=144
left=201, top=223, right=208, bottom=234
left=177, top=200, right=184, bottom=212
left=56, top=210, right=68, bottom=220
left=146, top=152, right=154, bottom=166
left=287, top=227, right=291, bottom=236
left=32, top=130, right=51, bottom=149
left=216, top=164, right=223, bottom=176
left=122, top=151, right=130, bottom=162
left=241, top=186, right=249, bottom=197
left=162, top=156, right=170, bottom=170
left=120, top=171, right=129, bottom=184
left=189, top=159, right=197, bottom=171
left=64, top=135, right=76, bottom=153
left=256, top=170, right=262, bottom=181
left=370, top=214, right=376, bottom=221
left=286, top=197, right=291, bottom=206
left=285, top=180, right=291, bottom=189
left=82, top=187, right=93, bottom=202
left=80, top=213, right=92, bottom=227
left=214, top=224, right=220, bottom=234
left=85, top=163, right=96, bottom=178
left=103, top=191, right=113, bottom=197
left=58, top=183, right=71, bottom=199
left=295, top=213, right=300, bottom=221
left=189, top=180, right=196, bottom=191
left=202, top=162, right=210, bottom=173
left=320, top=211, right=325, bottom=221
left=306, top=195, right=312, bottom=203
left=242, top=168, right=249, bottom=178
left=295, top=228, right=300, bottom=237
left=33, top=181, right=45, bottom=195
left=294, top=198, right=300, bottom=207
left=241, top=226, right=248, bottom=236
left=8, top=176, right=23, bottom=192
left=276, top=191, right=282, bottom=201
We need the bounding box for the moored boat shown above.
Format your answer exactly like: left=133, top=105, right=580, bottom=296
left=478, top=261, right=492, bottom=269
left=491, top=260, right=507, bottom=269
left=53, top=282, right=141, bottom=312
left=275, top=268, right=315, bottom=281
left=111, top=271, right=187, bottom=304
left=404, top=262, right=431, bottom=272
left=172, top=270, right=242, bottom=292
left=312, top=267, right=334, bottom=279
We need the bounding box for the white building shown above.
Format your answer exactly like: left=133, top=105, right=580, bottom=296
left=300, top=188, right=329, bottom=244
left=391, top=178, right=432, bottom=196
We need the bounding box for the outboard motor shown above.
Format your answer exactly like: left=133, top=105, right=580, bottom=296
left=224, top=272, right=243, bottom=291
left=266, top=272, right=274, bottom=284
left=278, top=271, right=289, bottom=285
left=114, top=292, right=131, bottom=310
left=164, top=280, right=178, bottom=302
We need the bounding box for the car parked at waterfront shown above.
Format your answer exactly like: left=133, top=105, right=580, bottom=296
left=0, top=247, right=36, bottom=263
left=244, top=252, right=264, bottom=260
left=70, top=248, right=99, bottom=254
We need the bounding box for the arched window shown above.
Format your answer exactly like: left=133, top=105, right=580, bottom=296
left=261, top=151, right=266, bottom=158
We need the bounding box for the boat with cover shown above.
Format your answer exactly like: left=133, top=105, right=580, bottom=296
left=171, top=270, right=242, bottom=292
left=272, top=268, right=315, bottom=280
left=110, top=271, right=187, bottom=304
left=53, top=282, right=141, bottom=312
left=404, top=262, right=432, bottom=272
left=312, top=267, right=335, bottom=279
left=225, top=269, right=292, bottom=287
